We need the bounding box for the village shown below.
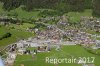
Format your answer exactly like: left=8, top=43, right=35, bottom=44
left=0, top=0, right=100, bottom=66
left=0, top=15, right=100, bottom=66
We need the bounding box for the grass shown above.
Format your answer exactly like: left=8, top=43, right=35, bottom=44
left=0, top=29, right=34, bottom=47
left=0, top=3, right=93, bottom=21
left=96, top=38, right=100, bottom=40
left=14, top=45, right=100, bottom=66
left=66, top=9, right=92, bottom=23
left=8, top=7, right=40, bottom=19
left=8, top=23, right=35, bottom=31
left=86, top=30, right=100, bottom=35
left=0, top=23, right=35, bottom=47
left=0, top=3, right=40, bottom=19
left=26, top=47, right=37, bottom=50
left=0, top=4, right=99, bottom=66
left=0, top=3, right=94, bottom=26
left=0, top=26, right=7, bottom=37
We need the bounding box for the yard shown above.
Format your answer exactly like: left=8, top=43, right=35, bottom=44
left=14, top=45, right=100, bottom=66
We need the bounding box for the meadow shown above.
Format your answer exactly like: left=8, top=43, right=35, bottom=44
left=14, top=45, right=100, bottom=66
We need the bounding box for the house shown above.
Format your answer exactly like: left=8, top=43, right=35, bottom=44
left=17, top=48, right=26, bottom=55
left=16, top=40, right=30, bottom=48
left=37, top=46, right=48, bottom=52
left=96, top=40, right=100, bottom=49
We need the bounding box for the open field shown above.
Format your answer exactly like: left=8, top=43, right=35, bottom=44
left=8, top=7, right=40, bottom=19
left=14, top=45, right=100, bottom=66
left=7, top=23, right=35, bottom=31
left=66, top=9, right=92, bottom=23
left=0, top=3, right=40, bottom=19
left=0, top=23, right=35, bottom=47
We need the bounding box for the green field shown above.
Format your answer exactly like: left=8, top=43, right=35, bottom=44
left=0, top=2, right=93, bottom=21
left=0, top=3, right=38, bottom=48
left=8, top=7, right=40, bottom=19
left=66, top=9, right=92, bottom=23
left=0, top=3, right=40, bottom=20
left=14, top=45, right=100, bottom=66
left=0, top=23, right=35, bottom=47
left=8, top=23, right=35, bottom=31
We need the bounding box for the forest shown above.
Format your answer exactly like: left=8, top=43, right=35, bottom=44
left=0, top=0, right=100, bottom=16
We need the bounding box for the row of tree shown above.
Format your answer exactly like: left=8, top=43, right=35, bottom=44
left=0, top=32, right=11, bottom=40
left=0, top=0, right=100, bottom=16
left=92, top=0, right=100, bottom=16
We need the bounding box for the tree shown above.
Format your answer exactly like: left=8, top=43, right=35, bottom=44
left=0, top=0, right=93, bottom=13
left=2, top=0, right=21, bottom=11
left=65, top=0, right=85, bottom=11
left=24, top=0, right=34, bottom=11
left=84, top=0, right=92, bottom=9
left=92, top=0, right=100, bottom=16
